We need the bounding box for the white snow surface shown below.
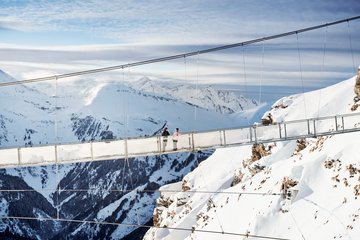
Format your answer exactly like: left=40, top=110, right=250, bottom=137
left=144, top=75, right=360, bottom=240
left=127, top=77, right=259, bottom=114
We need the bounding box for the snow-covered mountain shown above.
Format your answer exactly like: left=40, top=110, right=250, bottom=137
left=127, top=77, right=259, bottom=114
left=144, top=74, right=360, bottom=240
left=0, top=69, right=261, bottom=239
left=0, top=72, right=258, bottom=148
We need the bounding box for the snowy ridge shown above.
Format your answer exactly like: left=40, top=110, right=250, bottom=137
left=144, top=75, right=360, bottom=240
left=0, top=71, right=256, bottom=148
left=128, top=77, right=258, bottom=114
left=0, top=70, right=15, bottom=83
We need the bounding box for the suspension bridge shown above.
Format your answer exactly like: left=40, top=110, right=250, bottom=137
left=0, top=16, right=358, bottom=169
left=0, top=112, right=359, bottom=168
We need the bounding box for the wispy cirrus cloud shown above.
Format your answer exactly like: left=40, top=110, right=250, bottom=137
left=1, top=0, right=359, bottom=45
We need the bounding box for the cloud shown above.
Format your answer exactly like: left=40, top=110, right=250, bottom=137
left=0, top=0, right=359, bottom=97
left=1, top=0, right=359, bottom=45
left=0, top=38, right=357, bottom=90
left=0, top=18, right=31, bottom=31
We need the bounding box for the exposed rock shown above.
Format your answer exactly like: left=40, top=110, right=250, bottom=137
left=354, top=184, right=360, bottom=196
left=324, top=159, right=335, bottom=169
left=352, top=67, right=360, bottom=111
left=251, top=143, right=271, bottom=162
left=295, top=138, right=307, bottom=152
left=153, top=208, right=163, bottom=227
left=206, top=198, right=215, bottom=211
left=231, top=170, right=244, bottom=186
left=249, top=163, right=266, bottom=176
left=176, top=197, right=188, bottom=207
left=157, top=194, right=173, bottom=208
left=347, top=164, right=360, bottom=177
left=354, top=67, right=360, bottom=101
left=70, top=114, right=115, bottom=141
left=196, top=212, right=210, bottom=222
left=273, top=103, right=288, bottom=109
left=280, top=176, right=298, bottom=194
left=182, top=179, right=191, bottom=192
left=261, top=113, right=274, bottom=126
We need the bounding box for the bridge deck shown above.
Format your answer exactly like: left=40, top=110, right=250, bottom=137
left=0, top=112, right=359, bottom=168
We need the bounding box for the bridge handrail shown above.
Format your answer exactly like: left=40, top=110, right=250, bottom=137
left=0, top=112, right=359, bottom=168
left=1, top=111, right=359, bottom=151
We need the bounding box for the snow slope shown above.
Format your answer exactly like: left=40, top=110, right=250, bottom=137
left=144, top=75, right=360, bottom=240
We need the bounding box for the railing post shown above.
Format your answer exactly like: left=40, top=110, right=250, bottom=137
left=191, top=133, right=195, bottom=152
left=17, top=147, right=21, bottom=165
left=188, top=133, right=192, bottom=151
left=341, top=116, right=345, bottom=131
left=223, top=130, right=227, bottom=146
left=90, top=142, right=94, bottom=161
left=55, top=145, right=58, bottom=164
left=124, top=139, right=128, bottom=159
left=157, top=136, right=161, bottom=153
left=307, top=119, right=310, bottom=135
left=278, top=123, right=282, bottom=139
left=284, top=122, right=287, bottom=139
left=335, top=116, right=338, bottom=131
left=219, top=130, right=223, bottom=146
left=313, top=119, right=317, bottom=136
left=249, top=126, right=253, bottom=142
left=253, top=125, right=257, bottom=143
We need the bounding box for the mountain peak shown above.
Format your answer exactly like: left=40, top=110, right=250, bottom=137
left=128, top=77, right=259, bottom=114
left=0, top=69, right=15, bottom=83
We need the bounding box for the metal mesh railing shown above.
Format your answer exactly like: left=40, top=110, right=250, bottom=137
left=0, top=112, right=359, bottom=168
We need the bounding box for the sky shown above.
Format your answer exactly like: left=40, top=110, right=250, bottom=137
left=0, top=0, right=359, bottom=102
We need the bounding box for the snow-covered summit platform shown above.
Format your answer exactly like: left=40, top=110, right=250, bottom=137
left=0, top=112, right=359, bottom=168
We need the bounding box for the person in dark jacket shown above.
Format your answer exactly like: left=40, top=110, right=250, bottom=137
left=161, top=127, right=170, bottom=151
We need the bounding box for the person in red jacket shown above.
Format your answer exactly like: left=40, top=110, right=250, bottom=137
left=172, top=128, right=180, bottom=150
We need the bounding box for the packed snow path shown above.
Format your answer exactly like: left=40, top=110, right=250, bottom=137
left=0, top=112, right=359, bottom=168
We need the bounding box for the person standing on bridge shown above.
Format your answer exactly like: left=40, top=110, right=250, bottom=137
left=161, top=127, right=170, bottom=151
left=172, top=128, right=181, bottom=150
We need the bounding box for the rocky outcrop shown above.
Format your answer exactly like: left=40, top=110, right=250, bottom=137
left=352, top=67, right=360, bottom=111
left=261, top=113, right=274, bottom=125
left=281, top=176, right=298, bottom=193
left=354, top=67, right=360, bottom=100
left=70, top=114, right=115, bottom=141
left=251, top=143, right=271, bottom=162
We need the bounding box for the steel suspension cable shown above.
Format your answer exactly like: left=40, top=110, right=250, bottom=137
left=54, top=76, right=60, bottom=220
left=0, top=16, right=359, bottom=88
left=296, top=33, right=308, bottom=119
left=242, top=47, right=249, bottom=112
left=259, top=41, right=265, bottom=104
left=0, top=216, right=290, bottom=240
left=0, top=188, right=283, bottom=196
left=289, top=208, right=306, bottom=240
left=347, top=20, right=356, bottom=72
left=317, top=26, right=328, bottom=118
left=194, top=52, right=199, bottom=121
